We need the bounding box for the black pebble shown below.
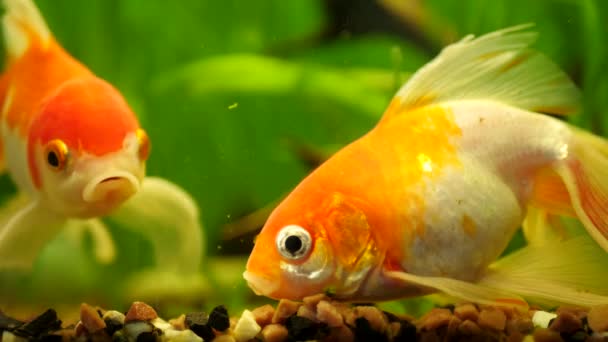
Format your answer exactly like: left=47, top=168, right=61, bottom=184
left=37, top=334, right=63, bottom=342
left=382, top=311, right=401, bottom=323
left=136, top=331, right=157, bottom=342
left=14, top=309, right=61, bottom=338
left=393, top=320, right=417, bottom=342
left=0, top=310, right=24, bottom=331
left=186, top=312, right=213, bottom=341
left=285, top=315, right=320, bottom=341
left=353, top=317, right=388, bottom=342
left=104, top=317, right=124, bottom=336
left=208, top=306, right=230, bottom=332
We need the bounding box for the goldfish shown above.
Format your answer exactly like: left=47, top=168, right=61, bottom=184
left=0, top=0, right=202, bottom=275
left=244, top=25, right=608, bottom=308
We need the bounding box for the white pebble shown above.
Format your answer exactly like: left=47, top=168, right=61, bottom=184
left=233, top=310, right=261, bottom=342
left=162, top=328, right=203, bottom=342
left=123, top=321, right=154, bottom=339
left=152, top=317, right=173, bottom=331
left=532, top=310, right=557, bottom=328
left=102, top=310, right=126, bottom=324
left=2, top=331, right=27, bottom=342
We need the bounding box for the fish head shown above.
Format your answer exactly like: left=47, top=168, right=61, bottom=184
left=244, top=183, right=380, bottom=301
left=28, top=77, right=150, bottom=218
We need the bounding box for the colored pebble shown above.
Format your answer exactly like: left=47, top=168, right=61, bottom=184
left=549, top=311, right=582, bottom=334
left=251, top=305, right=274, bottom=327
left=0, top=311, right=23, bottom=331
left=417, top=308, right=452, bottom=331
left=588, top=304, right=608, bottom=333
left=79, top=303, right=106, bottom=333
left=163, top=328, right=203, bottom=342
left=209, top=306, right=230, bottom=332
left=103, top=310, right=125, bottom=336
left=478, top=307, right=507, bottom=331
left=233, top=310, right=261, bottom=342
left=285, top=315, right=321, bottom=341
left=261, top=324, right=289, bottom=342
left=354, top=317, right=388, bottom=342
left=14, top=309, right=61, bottom=338
left=454, top=303, right=479, bottom=322
left=125, top=302, right=158, bottom=323
left=272, top=300, right=300, bottom=324
left=532, top=311, right=557, bottom=329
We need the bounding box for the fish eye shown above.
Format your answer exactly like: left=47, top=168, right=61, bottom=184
left=44, top=139, right=69, bottom=171
left=276, top=225, right=312, bottom=260
left=136, top=128, right=150, bottom=161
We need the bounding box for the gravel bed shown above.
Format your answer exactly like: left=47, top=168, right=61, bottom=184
left=1, top=297, right=608, bottom=341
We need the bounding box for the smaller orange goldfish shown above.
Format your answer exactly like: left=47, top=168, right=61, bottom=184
left=0, top=0, right=202, bottom=274
left=244, top=25, right=608, bottom=308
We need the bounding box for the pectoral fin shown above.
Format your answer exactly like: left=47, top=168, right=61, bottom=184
left=107, top=176, right=203, bottom=274
left=385, top=270, right=528, bottom=309
left=0, top=198, right=65, bottom=269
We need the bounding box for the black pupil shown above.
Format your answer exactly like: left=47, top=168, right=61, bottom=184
left=47, top=151, right=59, bottom=167
left=285, top=235, right=303, bottom=255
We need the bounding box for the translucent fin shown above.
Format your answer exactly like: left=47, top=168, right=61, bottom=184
left=2, top=0, right=51, bottom=59
left=0, top=198, right=65, bottom=269
left=481, top=235, right=608, bottom=308
left=64, top=218, right=116, bottom=265
left=383, top=25, right=580, bottom=122
left=553, top=127, right=608, bottom=252
left=385, top=270, right=528, bottom=309
left=522, top=206, right=570, bottom=247
left=108, top=176, right=204, bottom=274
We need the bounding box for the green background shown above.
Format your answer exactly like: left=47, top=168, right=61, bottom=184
left=0, top=0, right=606, bottom=319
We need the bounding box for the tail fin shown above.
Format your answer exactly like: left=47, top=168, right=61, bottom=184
left=2, top=0, right=51, bottom=59
left=481, top=234, right=608, bottom=308
left=546, top=127, right=608, bottom=252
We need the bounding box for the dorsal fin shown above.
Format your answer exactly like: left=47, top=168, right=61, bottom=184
left=2, top=0, right=51, bottom=59
left=383, top=25, right=580, bottom=121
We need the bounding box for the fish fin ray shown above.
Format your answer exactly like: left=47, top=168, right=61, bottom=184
left=385, top=270, right=528, bottom=309
left=483, top=234, right=608, bottom=308
left=2, top=0, right=51, bottom=59
left=383, top=24, right=580, bottom=121
left=522, top=205, right=571, bottom=247
left=554, top=128, right=608, bottom=252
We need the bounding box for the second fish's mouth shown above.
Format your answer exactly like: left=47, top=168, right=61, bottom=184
left=82, top=171, right=140, bottom=203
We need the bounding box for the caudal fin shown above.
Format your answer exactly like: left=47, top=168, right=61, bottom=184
left=2, top=0, right=51, bottom=59
left=546, top=127, right=608, bottom=252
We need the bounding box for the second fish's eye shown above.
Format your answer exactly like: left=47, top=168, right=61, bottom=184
left=276, top=225, right=312, bottom=260
left=45, top=139, right=69, bottom=171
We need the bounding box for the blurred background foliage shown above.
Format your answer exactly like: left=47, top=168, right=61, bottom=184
left=0, top=0, right=606, bottom=319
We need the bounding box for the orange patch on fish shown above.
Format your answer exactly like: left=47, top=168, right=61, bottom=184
left=462, top=214, right=476, bottom=237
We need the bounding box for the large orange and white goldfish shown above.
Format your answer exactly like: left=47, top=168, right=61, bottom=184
left=0, top=0, right=202, bottom=274
left=244, top=25, right=608, bottom=308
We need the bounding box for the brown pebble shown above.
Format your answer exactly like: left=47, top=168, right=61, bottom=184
left=454, top=303, right=479, bottom=322
left=74, top=321, right=87, bottom=337
left=417, top=308, right=452, bottom=331
left=251, top=304, right=275, bottom=327
left=549, top=311, right=582, bottom=334
left=80, top=303, right=106, bottom=333
left=588, top=304, right=608, bottom=332
left=478, top=307, right=506, bottom=331
left=302, top=293, right=329, bottom=307
left=125, top=301, right=158, bottom=322
left=296, top=305, right=317, bottom=322
left=316, top=301, right=343, bottom=328
left=507, top=331, right=525, bottom=342
left=353, top=306, right=388, bottom=333
left=533, top=328, right=564, bottom=342
left=556, top=306, right=587, bottom=321
left=446, top=316, right=462, bottom=336
left=505, top=317, right=533, bottom=335
left=169, top=314, right=186, bottom=330
left=271, top=299, right=301, bottom=324
left=419, top=330, right=441, bottom=342
left=261, top=323, right=289, bottom=342
left=458, top=319, right=481, bottom=335
left=325, top=325, right=355, bottom=342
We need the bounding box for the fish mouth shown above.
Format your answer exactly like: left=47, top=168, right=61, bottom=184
left=82, top=171, right=140, bottom=204
left=243, top=271, right=279, bottom=296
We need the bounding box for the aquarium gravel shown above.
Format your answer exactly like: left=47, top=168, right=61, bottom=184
left=2, top=298, right=608, bottom=341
